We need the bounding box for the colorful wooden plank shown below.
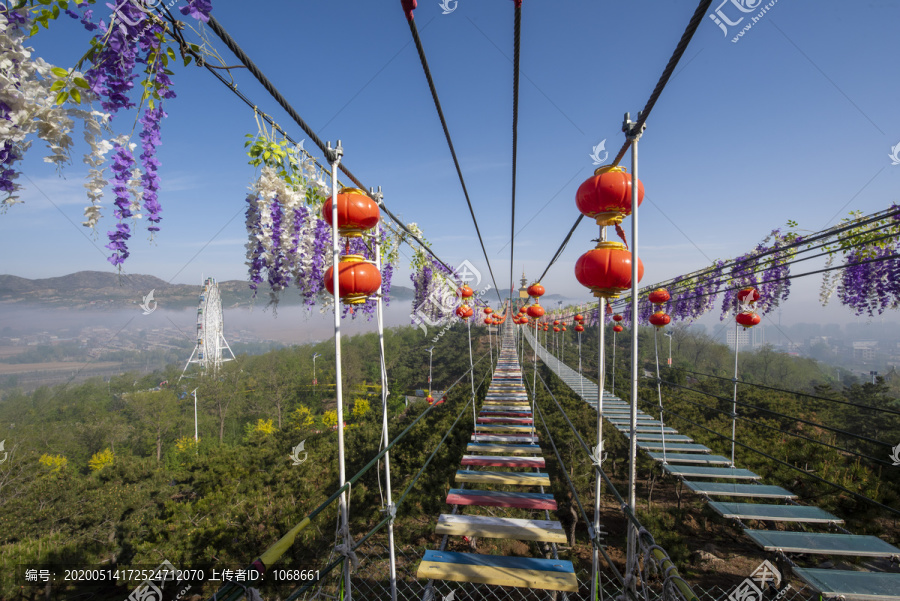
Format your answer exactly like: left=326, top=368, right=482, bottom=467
left=466, top=443, right=540, bottom=454
left=435, top=514, right=566, bottom=543
left=471, top=434, right=539, bottom=443
left=477, top=417, right=534, bottom=424
left=461, top=455, right=545, bottom=468
left=417, top=551, right=578, bottom=593
left=647, top=452, right=731, bottom=465
left=475, top=424, right=534, bottom=433
left=455, top=469, right=550, bottom=486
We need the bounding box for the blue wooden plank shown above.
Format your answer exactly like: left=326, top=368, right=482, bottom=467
left=745, top=530, right=900, bottom=557
left=422, top=550, right=574, bottom=573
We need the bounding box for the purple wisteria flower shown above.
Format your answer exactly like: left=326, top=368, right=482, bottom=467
left=105, top=144, right=136, bottom=265
left=180, top=0, right=213, bottom=22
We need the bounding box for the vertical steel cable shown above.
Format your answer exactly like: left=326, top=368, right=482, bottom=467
left=510, top=1, right=522, bottom=296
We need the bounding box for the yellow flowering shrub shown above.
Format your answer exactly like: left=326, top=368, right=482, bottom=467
left=38, top=454, right=67, bottom=473
left=88, top=448, right=114, bottom=472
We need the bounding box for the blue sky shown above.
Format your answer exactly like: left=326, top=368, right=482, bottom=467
left=3, top=0, right=899, bottom=323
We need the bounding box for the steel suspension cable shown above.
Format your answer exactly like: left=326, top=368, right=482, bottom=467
left=510, top=0, right=522, bottom=296
left=538, top=0, right=714, bottom=282
left=673, top=366, right=900, bottom=417
left=197, top=14, right=461, bottom=279
left=606, top=206, right=900, bottom=310
left=653, top=378, right=896, bottom=468
left=401, top=3, right=502, bottom=303
left=649, top=398, right=900, bottom=517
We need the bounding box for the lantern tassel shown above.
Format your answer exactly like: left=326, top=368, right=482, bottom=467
left=615, top=223, right=629, bottom=250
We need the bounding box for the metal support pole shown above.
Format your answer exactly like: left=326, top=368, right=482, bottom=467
left=328, top=141, right=352, bottom=601
left=625, top=119, right=642, bottom=593
left=467, top=317, right=476, bottom=432
left=591, top=294, right=607, bottom=601
left=192, top=388, right=199, bottom=443
left=731, top=316, right=740, bottom=467
left=654, top=327, right=667, bottom=465
left=372, top=194, right=398, bottom=601
left=612, top=330, right=617, bottom=396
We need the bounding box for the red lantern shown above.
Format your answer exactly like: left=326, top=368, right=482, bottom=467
left=519, top=306, right=527, bottom=314
left=527, top=303, right=545, bottom=318
left=561, top=326, right=567, bottom=332
left=575, top=324, right=585, bottom=332
left=575, top=242, right=644, bottom=299
left=553, top=327, right=560, bottom=333
left=574, top=314, right=584, bottom=322
left=575, top=165, right=644, bottom=226
left=426, top=394, right=434, bottom=404
left=324, top=255, right=381, bottom=304
left=649, top=311, right=671, bottom=329
left=484, top=307, right=493, bottom=315
left=553, top=320, right=560, bottom=326
left=519, top=315, right=529, bottom=324
left=456, top=305, right=474, bottom=319
left=648, top=288, right=670, bottom=305
left=738, top=287, right=760, bottom=304
left=527, top=282, right=545, bottom=298
left=458, top=284, right=474, bottom=300
left=322, top=188, right=380, bottom=237
left=484, top=318, right=492, bottom=325
left=613, top=324, right=624, bottom=333
left=736, top=312, right=761, bottom=329
left=612, top=314, right=623, bottom=322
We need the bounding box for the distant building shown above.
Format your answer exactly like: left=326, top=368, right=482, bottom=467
left=726, top=328, right=750, bottom=348
left=518, top=270, right=529, bottom=300
left=852, top=340, right=878, bottom=361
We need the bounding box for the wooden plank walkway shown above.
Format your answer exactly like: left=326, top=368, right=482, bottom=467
left=418, top=324, right=575, bottom=593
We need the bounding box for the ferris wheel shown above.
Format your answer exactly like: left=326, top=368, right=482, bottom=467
left=182, top=277, right=235, bottom=376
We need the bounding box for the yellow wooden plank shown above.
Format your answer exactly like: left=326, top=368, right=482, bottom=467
left=455, top=470, right=550, bottom=486
left=417, top=561, right=578, bottom=592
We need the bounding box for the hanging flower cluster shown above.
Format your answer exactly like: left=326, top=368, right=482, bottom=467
left=0, top=1, right=214, bottom=266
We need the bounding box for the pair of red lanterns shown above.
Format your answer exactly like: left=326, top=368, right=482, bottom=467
left=736, top=287, right=762, bottom=328
left=455, top=284, right=475, bottom=320
left=573, top=313, right=584, bottom=333
left=648, top=288, right=672, bottom=329
left=573, top=166, right=645, bottom=299
left=322, top=188, right=382, bottom=305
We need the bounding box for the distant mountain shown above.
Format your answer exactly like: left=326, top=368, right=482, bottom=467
left=0, top=271, right=415, bottom=310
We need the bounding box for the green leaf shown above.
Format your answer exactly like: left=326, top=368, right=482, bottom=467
left=183, top=56, right=193, bottom=67
left=55, top=90, right=69, bottom=106
left=51, top=67, right=69, bottom=78
left=167, top=47, right=177, bottom=60
left=73, top=77, right=89, bottom=89
left=58, top=1, right=69, bottom=9
left=50, top=80, right=66, bottom=91
left=70, top=89, right=81, bottom=104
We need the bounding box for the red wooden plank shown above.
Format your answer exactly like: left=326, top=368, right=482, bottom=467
left=477, top=417, right=534, bottom=424
left=447, top=491, right=557, bottom=510
left=461, top=456, right=545, bottom=468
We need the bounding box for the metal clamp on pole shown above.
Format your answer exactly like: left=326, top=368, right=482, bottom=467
left=623, top=111, right=647, bottom=142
